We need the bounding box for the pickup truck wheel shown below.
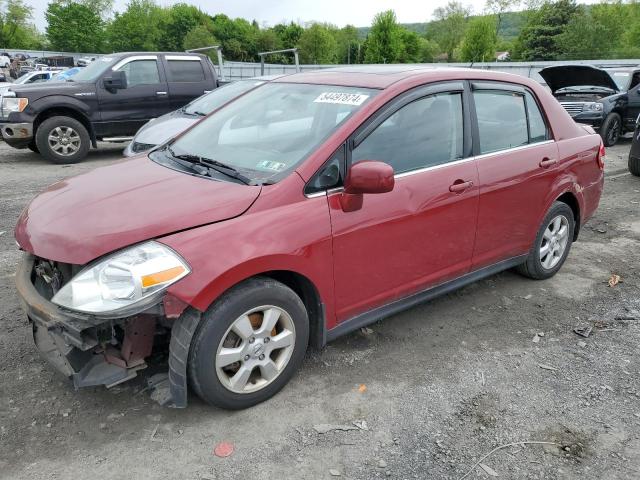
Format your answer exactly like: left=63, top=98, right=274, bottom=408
left=188, top=277, right=309, bottom=410
left=35, top=116, right=90, bottom=164
left=600, top=112, right=621, bottom=147
left=516, top=202, right=575, bottom=280
left=629, top=156, right=640, bottom=176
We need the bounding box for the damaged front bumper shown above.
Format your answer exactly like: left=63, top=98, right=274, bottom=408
left=16, top=253, right=200, bottom=407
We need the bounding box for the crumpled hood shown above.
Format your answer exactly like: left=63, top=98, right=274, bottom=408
left=15, top=157, right=261, bottom=264
left=134, top=110, right=198, bottom=146
left=539, top=65, right=620, bottom=93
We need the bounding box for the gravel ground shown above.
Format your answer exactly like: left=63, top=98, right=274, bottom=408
left=0, top=140, right=639, bottom=480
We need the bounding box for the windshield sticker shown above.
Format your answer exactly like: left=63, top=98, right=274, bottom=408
left=314, top=92, right=370, bottom=106
left=613, top=72, right=630, bottom=77
left=257, top=160, right=286, bottom=171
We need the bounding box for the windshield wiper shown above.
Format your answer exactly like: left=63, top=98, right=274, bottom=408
left=167, top=146, right=252, bottom=185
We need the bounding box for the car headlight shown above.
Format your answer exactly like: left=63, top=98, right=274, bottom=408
left=52, top=241, right=190, bottom=315
left=2, top=96, right=28, bottom=114
left=585, top=102, right=603, bottom=112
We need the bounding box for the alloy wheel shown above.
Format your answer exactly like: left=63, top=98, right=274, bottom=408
left=48, top=126, right=81, bottom=156
left=540, top=215, right=570, bottom=270
left=215, top=305, right=296, bottom=394
left=608, top=119, right=620, bottom=145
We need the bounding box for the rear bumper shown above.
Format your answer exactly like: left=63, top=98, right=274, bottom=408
left=0, top=121, right=33, bottom=147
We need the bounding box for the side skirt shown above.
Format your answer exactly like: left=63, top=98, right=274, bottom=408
left=325, top=255, right=527, bottom=343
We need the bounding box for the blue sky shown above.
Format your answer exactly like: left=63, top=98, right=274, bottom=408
left=26, top=0, right=602, bottom=31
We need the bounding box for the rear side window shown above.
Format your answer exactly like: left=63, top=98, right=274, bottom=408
left=167, top=60, right=205, bottom=82
left=525, top=91, right=549, bottom=143
left=352, top=92, right=464, bottom=174
left=474, top=90, right=528, bottom=154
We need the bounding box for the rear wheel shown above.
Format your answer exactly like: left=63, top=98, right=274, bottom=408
left=35, top=116, right=90, bottom=164
left=517, top=202, right=575, bottom=280
left=629, top=155, right=640, bottom=176
left=188, top=277, right=309, bottom=409
left=600, top=112, right=621, bottom=147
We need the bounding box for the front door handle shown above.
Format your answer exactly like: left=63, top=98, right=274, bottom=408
left=539, top=158, right=557, bottom=168
left=156, top=91, right=168, bottom=96
left=449, top=180, right=474, bottom=193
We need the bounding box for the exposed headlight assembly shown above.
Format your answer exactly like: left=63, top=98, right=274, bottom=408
left=1, top=96, right=28, bottom=114
left=52, top=241, right=190, bottom=315
left=584, top=102, right=603, bottom=112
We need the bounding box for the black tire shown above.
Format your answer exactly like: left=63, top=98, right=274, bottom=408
left=516, top=202, right=575, bottom=280
left=27, top=140, right=39, bottom=153
left=188, top=277, right=309, bottom=409
left=600, top=112, right=622, bottom=147
left=35, top=116, right=90, bottom=164
left=629, top=155, right=640, bottom=176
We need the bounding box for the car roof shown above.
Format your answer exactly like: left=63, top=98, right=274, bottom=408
left=272, top=65, right=511, bottom=89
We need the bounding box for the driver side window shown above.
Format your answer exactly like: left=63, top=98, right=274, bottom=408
left=352, top=92, right=464, bottom=174
left=118, top=59, right=160, bottom=87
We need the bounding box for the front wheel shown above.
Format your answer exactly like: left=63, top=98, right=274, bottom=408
left=35, top=116, right=90, bottom=164
left=600, top=112, right=622, bottom=147
left=517, top=202, right=575, bottom=280
left=629, top=155, right=640, bottom=176
left=188, top=277, right=309, bottom=409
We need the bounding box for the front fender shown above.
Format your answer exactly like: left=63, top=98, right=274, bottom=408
left=159, top=193, right=337, bottom=329
left=29, top=95, right=94, bottom=119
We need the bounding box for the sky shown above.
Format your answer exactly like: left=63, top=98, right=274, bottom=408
left=25, top=0, right=603, bottom=31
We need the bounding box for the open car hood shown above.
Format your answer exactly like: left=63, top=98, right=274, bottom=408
left=15, top=157, right=261, bottom=265
left=539, top=65, right=620, bottom=93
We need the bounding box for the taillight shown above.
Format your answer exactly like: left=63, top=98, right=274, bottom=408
left=597, top=141, right=605, bottom=170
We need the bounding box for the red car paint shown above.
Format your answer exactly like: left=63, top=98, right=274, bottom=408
left=15, top=67, right=604, bottom=333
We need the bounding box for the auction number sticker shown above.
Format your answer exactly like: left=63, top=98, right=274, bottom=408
left=257, top=160, right=286, bottom=171
left=314, top=92, right=369, bottom=106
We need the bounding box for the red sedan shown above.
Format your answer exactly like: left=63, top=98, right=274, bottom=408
left=15, top=67, right=604, bottom=409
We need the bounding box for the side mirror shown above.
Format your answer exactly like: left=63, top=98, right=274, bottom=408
left=103, top=70, right=127, bottom=91
left=340, top=160, right=394, bottom=212
left=344, top=160, right=394, bottom=194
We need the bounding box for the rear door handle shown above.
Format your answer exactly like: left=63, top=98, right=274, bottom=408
left=449, top=180, right=474, bottom=193
left=539, top=158, right=557, bottom=168
left=156, top=91, right=168, bottom=96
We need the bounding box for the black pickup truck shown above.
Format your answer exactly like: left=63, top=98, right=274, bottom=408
left=540, top=65, right=640, bottom=146
left=0, top=52, right=218, bottom=163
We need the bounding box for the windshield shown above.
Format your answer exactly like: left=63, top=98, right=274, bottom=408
left=162, top=83, right=377, bottom=184
left=184, top=80, right=264, bottom=115
left=606, top=70, right=631, bottom=90
left=71, top=56, right=115, bottom=82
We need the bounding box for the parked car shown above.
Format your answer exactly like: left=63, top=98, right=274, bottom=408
left=124, top=75, right=281, bottom=156
left=14, top=67, right=604, bottom=409
left=539, top=65, right=640, bottom=146
left=0, top=53, right=10, bottom=68
left=0, top=52, right=219, bottom=163
left=51, top=67, right=83, bottom=82
left=0, top=71, right=6, bottom=83
left=628, top=114, right=640, bottom=175
left=76, top=56, right=96, bottom=67
left=0, top=69, right=60, bottom=94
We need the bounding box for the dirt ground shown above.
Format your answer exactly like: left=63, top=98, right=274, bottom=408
left=0, top=139, right=639, bottom=480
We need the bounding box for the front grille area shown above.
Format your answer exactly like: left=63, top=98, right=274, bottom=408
left=560, top=102, right=585, bottom=116
left=130, top=141, right=155, bottom=153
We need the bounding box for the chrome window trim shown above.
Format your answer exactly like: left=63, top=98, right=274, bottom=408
left=112, top=55, right=158, bottom=71
left=474, top=139, right=555, bottom=161
left=304, top=191, right=327, bottom=199
left=165, top=55, right=201, bottom=61
left=394, top=156, right=475, bottom=179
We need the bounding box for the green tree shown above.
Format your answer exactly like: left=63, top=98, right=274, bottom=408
left=298, top=23, right=337, bottom=64
left=513, top=0, right=579, bottom=60
left=157, top=3, right=207, bottom=51
left=430, top=1, right=471, bottom=61
left=364, top=10, right=402, bottom=63
left=0, top=0, right=38, bottom=48
left=210, top=14, right=258, bottom=61
left=335, top=24, right=360, bottom=64
left=183, top=24, right=217, bottom=51
left=46, top=1, right=105, bottom=52
left=105, top=0, right=165, bottom=51
left=460, top=16, right=497, bottom=62
left=485, top=0, right=520, bottom=35
left=273, top=22, right=304, bottom=49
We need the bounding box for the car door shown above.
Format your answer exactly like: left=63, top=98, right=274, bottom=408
left=625, top=71, right=640, bottom=130
left=162, top=55, right=214, bottom=111
left=470, top=83, right=559, bottom=270
left=96, top=55, right=171, bottom=137
left=327, top=83, right=479, bottom=323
